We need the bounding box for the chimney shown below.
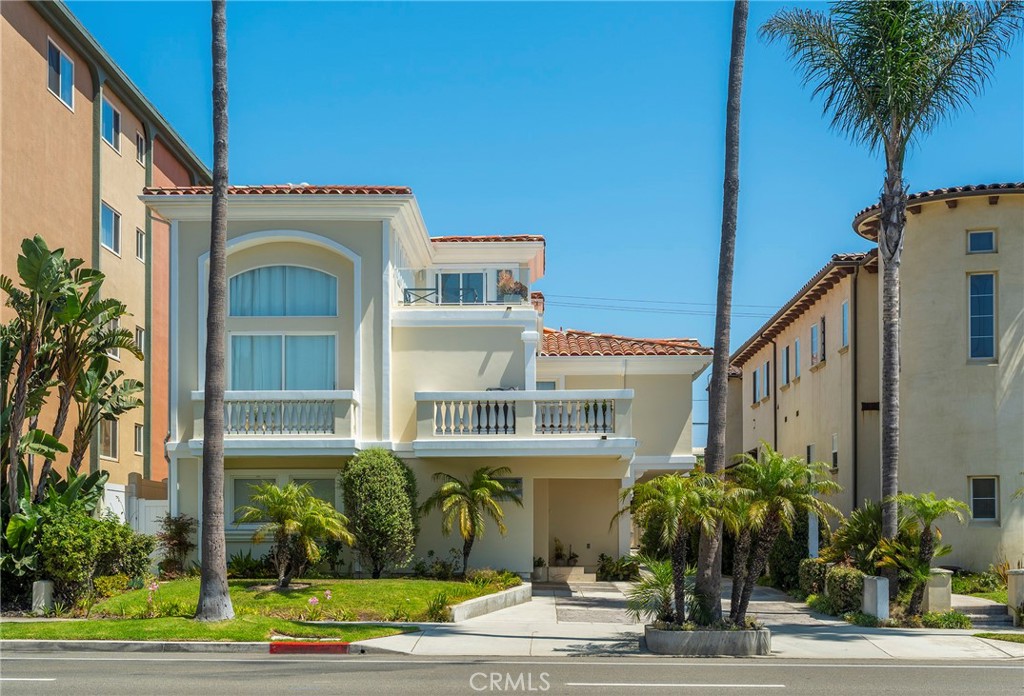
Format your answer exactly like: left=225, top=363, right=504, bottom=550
left=530, top=291, right=545, bottom=315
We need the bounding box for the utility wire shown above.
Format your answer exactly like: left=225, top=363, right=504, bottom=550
left=544, top=300, right=772, bottom=319
left=543, top=292, right=778, bottom=310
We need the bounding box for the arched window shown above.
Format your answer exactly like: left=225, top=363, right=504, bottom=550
left=229, top=266, right=337, bottom=317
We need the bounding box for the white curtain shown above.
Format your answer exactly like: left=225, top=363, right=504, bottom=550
left=231, top=335, right=282, bottom=390
left=285, top=335, right=335, bottom=389
left=230, top=266, right=337, bottom=316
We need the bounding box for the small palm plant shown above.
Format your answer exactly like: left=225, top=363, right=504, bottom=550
left=890, top=492, right=968, bottom=615
left=728, top=443, right=841, bottom=624
left=235, top=481, right=354, bottom=589
left=420, top=466, right=523, bottom=575
left=626, top=555, right=688, bottom=625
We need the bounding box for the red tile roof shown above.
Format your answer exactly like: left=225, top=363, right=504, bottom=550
left=431, top=235, right=545, bottom=243
left=142, top=184, right=412, bottom=196
left=541, top=328, right=712, bottom=357
left=852, top=182, right=1024, bottom=237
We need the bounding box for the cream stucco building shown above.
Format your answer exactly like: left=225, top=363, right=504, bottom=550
left=728, top=182, right=1024, bottom=571
left=144, top=185, right=712, bottom=574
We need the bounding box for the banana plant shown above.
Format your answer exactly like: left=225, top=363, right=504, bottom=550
left=69, top=356, right=143, bottom=474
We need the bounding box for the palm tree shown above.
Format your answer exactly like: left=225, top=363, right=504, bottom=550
left=235, top=482, right=354, bottom=588
left=728, top=444, right=841, bottom=624
left=761, top=1, right=1024, bottom=560
left=820, top=499, right=917, bottom=574
left=618, top=472, right=733, bottom=624
left=196, top=0, right=233, bottom=622
left=697, top=0, right=750, bottom=626
left=625, top=555, right=680, bottom=624
left=421, top=466, right=523, bottom=575
left=892, top=492, right=968, bottom=615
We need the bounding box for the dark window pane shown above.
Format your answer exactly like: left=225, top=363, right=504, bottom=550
left=463, top=273, right=484, bottom=303
left=48, top=43, right=60, bottom=94
left=60, top=54, right=73, bottom=105
left=971, top=274, right=994, bottom=295
left=972, top=478, right=996, bottom=498
left=970, top=337, right=994, bottom=359
left=440, top=273, right=460, bottom=303
left=969, top=232, right=995, bottom=252
left=972, top=499, right=996, bottom=520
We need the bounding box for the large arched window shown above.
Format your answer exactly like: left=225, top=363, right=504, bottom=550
left=229, top=266, right=337, bottom=316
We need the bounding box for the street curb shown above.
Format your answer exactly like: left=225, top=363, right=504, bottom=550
left=0, top=639, right=407, bottom=655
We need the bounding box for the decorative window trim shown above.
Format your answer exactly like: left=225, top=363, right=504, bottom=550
left=228, top=264, right=339, bottom=318
left=967, top=272, right=997, bottom=362
left=966, top=229, right=997, bottom=254
left=969, top=476, right=999, bottom=522
left=133, top=423, right=145, bottom=455
left=227, top=331, right=340, bottom=391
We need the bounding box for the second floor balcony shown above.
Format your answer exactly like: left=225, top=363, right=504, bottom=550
left=413, top=389, right=635, bottom=458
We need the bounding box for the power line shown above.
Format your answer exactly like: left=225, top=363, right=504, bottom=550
left=543, top=292, right=778, bottom=310
left=544, top=300, right=773, bottom=319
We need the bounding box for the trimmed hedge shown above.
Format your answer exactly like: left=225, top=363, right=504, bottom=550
left=825, top=564, right=864, bottom=614
left=799, top=557, right=827, bottom=596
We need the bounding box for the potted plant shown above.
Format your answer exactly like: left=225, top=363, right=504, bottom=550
left=497, top=270, right=529, bottom=302
left=567, top=545, right=579, bottom=567
left=551, top=537, right=567, bottom=566
left=532, top=556, right=548, bottom=582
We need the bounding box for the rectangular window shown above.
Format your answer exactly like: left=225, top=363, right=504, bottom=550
left=536, top=380, right=558, bottom=390
left=810, top=325, right=820, bottom=365
left=47, top=40, right=74, bottom=108
left=100, top=419, right=118, bottom=460
left=794, top=339, right=801, bottom=378
left=101, top=97, right=121, bottom=151
left=293, top=478, right=337, bottom=506
left=781, top=346, right=790, bottom=385
left=969, top=273, right=996, bottom=359
left=106, top=318, right=120, bottom=360
left=133, top=424, right=144, bottom=455
left=232, top=478, right=273, bottom=523
left=819, top=317, right=827, bottom=358
left=230, top=334, right=336, bottom=390
left=806, top=443, right=815, bottom=466
left=135, top=131, right=146, bottom=165
left=752, top=367, right=760, bottom=403
left=136, top=228, right=146, bottom=262
left=841, top=301, right=849, bottom=348
left=135, top=326, right=145, bottom=358
left=439, top=272, right=485, bottom=304
left=101, top=202, right=121, bottom=254
left=761, top=361, right=770, bottom=399
left=967, top=230, right=996, bottom=254
left=831, top=433, right=839, bottom=470
left=970, top=477, right=998, bottom=520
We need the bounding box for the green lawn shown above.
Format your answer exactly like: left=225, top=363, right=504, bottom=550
left=0, top=617, right=406, bottom=643
left=90, top=578, right=491, bottom=622
left=969, top=590, right=1008, bottom=605
left=974, top=632, right=1024, bottom=645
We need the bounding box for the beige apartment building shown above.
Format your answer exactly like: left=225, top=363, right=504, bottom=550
left=1, top=1, right=209, bottom=496
left=143, top=185, right=712, bottom=573
left=728, top=182, right=1024, bottom=570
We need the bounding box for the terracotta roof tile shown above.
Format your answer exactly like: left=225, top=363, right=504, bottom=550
left=431, top=235, right=545, bottom=243
left=142, top=184, right=412, bottom=196
left=852, top=182, right=1024, bottom=234
left=541, top=327, right=711, bottom=357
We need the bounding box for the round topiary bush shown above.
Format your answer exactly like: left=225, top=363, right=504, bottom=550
left=825, top=564, right=865, bottom=614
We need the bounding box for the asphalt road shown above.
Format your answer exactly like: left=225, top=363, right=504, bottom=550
left=1, top=653, right=1022, bottom=696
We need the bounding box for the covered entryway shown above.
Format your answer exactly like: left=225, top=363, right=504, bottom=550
left=533, top=478, right=624, bottom=577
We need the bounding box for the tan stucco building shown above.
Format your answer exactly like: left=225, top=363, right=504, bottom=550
left=1, top=1, right=209, bottom=496
left=144, top=185, right=712, bottom=574
left=728, top=183, right=1024, bottom=571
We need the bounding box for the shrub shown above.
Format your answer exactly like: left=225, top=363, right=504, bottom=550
left=93, top=574, right=129, bottom=598
left=156, top=514, right=197, bottom=577
left=466, top=567, right=522, bottom=590
left=825, top=565, right=864, bottom=614
left=425, top=591, right=451, bottom=622
left=806, top=593, right=838, bottom=616
left=951, top=569, right=1003, bottom=595
left=921, top=610, right=972, bottom=629
left=227, top=548, right=271, bottom=578
left=799, top=557, right=828, bottom=596
left=94, top=515, right=156, bottom=580
left=843, top=610, right=881, bottom=627
left=597, top=553, right=641, bottom=582
left=341, top=449, right=416, bottom=578
left=767, top=513, right=815, bottom=591
left=37, top=508, right=100, bottom=603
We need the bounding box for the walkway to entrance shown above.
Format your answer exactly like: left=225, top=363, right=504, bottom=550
left=534, top=581, right=636, bottom=624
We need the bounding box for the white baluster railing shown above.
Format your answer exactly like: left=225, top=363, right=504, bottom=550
left=432, top=398, right=517, bottom=435
left=535, top=398, right=615, bottom=434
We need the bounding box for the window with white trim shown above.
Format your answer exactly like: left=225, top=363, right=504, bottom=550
left=970, top=477, right=998, bottom=521
left=101, top=202, right=121, bottom=254
left=967, top=229, right=996, bottom=254
left=231, top=477, right=274, bottom=523
left=537, top=380, right=558, bottom=390
left=229, top=266, right=337, bottom=316
left=135, top=131, right=146, bottom=165
left=969, top=273, right=996, bottom=360
left=101, top=97, right=120, bottom=151
left=781, top=345, right=790, bottom=385
left=230, top=473, right=340, bottom=524
left=841, top=301, right=849, bottom=348
left=100, top=419, right=118, bottom=460
left=135, top=326, right=145, bottom=358
left=133, top=423, right=144, bottom=455
left=136, top=228, right=146, bottom=262
left=831, top=433, right=839, bottom=470
left=810, top=324, right=820, bottom=365
left=752, top=366, right=760, bottom=403
left=794, top=339, right=801, bottom=378
left=806, top=443, right=815, bottom=466
left=47, top=40, right=74, bottom=109
left=106, top=318, right=120, bottom=360
left=439, top=272, right=485, bottom=304
left=229, top=334, right=336, bottom=390
left=761, top=360, right=770, bottom=400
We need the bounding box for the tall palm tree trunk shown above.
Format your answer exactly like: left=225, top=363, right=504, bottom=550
left=878, top=163, right=906, bottom=601
left=729, top=528, right=752, bottom=622
left=671, top=526, right=689, bottom=623
left=696, top=0, right=748, bottom=625
left=462, top=535, right=474, bottom=576
left=734, top=514, right=781, bottom=624
left=195, top=0, right=234, bottom=622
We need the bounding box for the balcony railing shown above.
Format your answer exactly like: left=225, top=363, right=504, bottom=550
left=402, top=287, right=531, bottom=306
left=416, top=390, right=633, bottom=441
left=191, top=390, right=357, bottom=439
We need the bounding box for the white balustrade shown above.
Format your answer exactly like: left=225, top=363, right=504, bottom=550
left=432, top=399, right=517, bottom=435
left=535, top=398, right=614, bottom=434
left=225, top=398, right=334, bottom=435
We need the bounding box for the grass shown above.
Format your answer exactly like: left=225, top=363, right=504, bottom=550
left=969, top=589, right=1008, bottom=605
left=0, top=616, right=406, bottom=643
left=974, top=632, right=1024, bottom=645
left=92, top=578, right=495, bottom=622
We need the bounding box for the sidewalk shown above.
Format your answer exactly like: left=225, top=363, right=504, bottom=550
left=356, top=581, right=1024, bottom=659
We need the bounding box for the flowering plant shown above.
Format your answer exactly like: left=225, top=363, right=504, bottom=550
left=496, top=270, right=529, bottom=299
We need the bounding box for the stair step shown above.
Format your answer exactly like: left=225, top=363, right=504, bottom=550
left=953, top=605, right=1009, bottom=616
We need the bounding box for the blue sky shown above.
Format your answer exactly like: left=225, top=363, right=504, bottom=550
left=68, top=1, right=1023, bottom=445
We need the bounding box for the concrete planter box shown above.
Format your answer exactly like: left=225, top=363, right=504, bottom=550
left=1008, top=569, right=1024, bottom=626
left=644, top=625, right=771, bottom=656
left=922, top=568, right=953, bottom=613
left=448, top=582, right=532, bottom=622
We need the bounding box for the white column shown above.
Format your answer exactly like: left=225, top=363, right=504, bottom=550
left=618, top=470, right=636, bottom=557
left=808, top=511, right=819, bottom=558
left=522, top=330, right=539, bottom=389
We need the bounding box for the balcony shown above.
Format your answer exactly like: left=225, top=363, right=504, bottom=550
left=189, top=390, right=358, bottom=455
left=401, top=287, right=532, bottom=307
left=413, top=390, right=635, bottom=458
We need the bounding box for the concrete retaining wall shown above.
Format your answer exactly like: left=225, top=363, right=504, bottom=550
left=449, top=582, right=532, bottom=622
left=644, top=626, right=772, bottom=656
